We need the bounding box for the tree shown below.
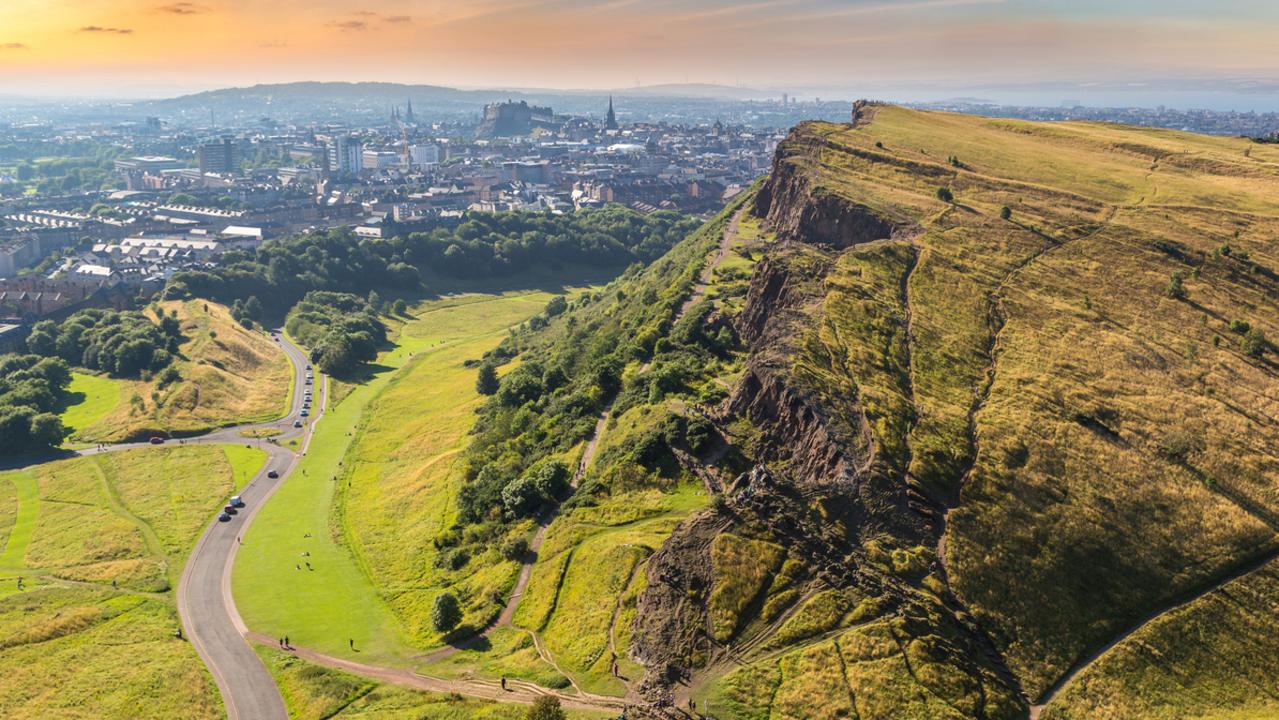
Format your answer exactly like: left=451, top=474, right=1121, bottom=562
left=1242, top=327, right=1267, bottom=358
left=502, top=476, right=542, bottom=518
left=526, top=696, right=566, bottom=720
left=1166, top=271, right=1186, bottom=300
left=501, top=535, right=529, bottom=561
left=999, top=205, right=1012, bottom=220
left=28, top=413, right=65, bottom=448
left=476, top=363, right=500, bottom=395
left=936, top=187, right=954, bottom=203
left=391, top=299, right=408, bottom=316
left=431, top=591, right=462, bottom=633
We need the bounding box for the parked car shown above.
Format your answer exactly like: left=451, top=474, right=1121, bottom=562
left=218, top=512, right=232, bottom=522
left=149, top=437, right=164, bottom=445
left=223, top=505, right=237, bottom=515
left=300, top=409, right=309, bottom=417
left=293, top=420, right=303, bottom=428
left=267, top=470, right=279, bottom=479
left=229, top=496, right=245, bottom=508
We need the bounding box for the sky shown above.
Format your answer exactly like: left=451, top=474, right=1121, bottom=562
left=1, top=0, right=1278, bottom=107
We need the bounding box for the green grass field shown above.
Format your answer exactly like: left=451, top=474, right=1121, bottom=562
left=233, top=289, right=592, bottom=666
left=58, top=372, right=124, bottom=438
left=0, top=444, right=264, bottom=717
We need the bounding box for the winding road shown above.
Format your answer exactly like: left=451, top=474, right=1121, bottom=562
left=174, top=331, right=321, bottom=720
left=21, top=329, right=321, bottom=720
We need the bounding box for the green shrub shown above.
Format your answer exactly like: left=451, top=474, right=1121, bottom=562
left=431, top=592, right=462, bottom=632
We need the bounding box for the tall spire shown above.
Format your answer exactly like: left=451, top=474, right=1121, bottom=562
left=605, top=95, right=618, bottom=131
left=406, top=98, right=414, bottom=123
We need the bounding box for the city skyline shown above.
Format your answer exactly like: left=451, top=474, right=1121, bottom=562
left=2, top=0, right=1279, bottom=108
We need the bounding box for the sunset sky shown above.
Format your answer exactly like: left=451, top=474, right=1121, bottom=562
left=1, top=0, right=1277, bottom=100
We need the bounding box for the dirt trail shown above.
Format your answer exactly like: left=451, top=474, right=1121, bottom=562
left=1028, top=544, right=1279, bottom=718
left=248, top=632, right=626, bottom=712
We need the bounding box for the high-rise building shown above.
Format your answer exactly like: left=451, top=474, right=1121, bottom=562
left=409, top=144, right=440, bottom=168
left=197, top=137, right=242, bottom=174
left=605, top=96, right=619, bottom=131
left=320, top=135, right=362, bottom=177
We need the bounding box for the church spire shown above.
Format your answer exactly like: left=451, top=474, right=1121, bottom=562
left=406, top=98, right=414, bottom=123
left=605, top=95, right=618, bottom=131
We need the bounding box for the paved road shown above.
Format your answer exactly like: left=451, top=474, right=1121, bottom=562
left=174, top=330, right=323, bottom=720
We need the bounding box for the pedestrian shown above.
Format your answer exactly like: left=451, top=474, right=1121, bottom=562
left=111, top=579, right=117, bottom=589
left=500, top=677, right=507, bottom=690
left=175, top=627, right=183, bottom=640
left=284, top=635, right=289, bottom=648
left=278, top=637, right=283, bottom=648
left=349, top=638, right=354, bottom=650
left=296, top=563, right=301, bottom=570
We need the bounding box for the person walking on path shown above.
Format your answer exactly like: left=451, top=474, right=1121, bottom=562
left=500, top=677, right=507, bottom=690
left=349, top=638, right=354, bottom=650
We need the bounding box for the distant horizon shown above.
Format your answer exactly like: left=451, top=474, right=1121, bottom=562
left=4, top=1, right=1279, bottom=111
left=5, top=76, right=1279, bottom=115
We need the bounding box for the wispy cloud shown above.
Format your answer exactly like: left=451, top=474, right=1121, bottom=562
left=1, top=42, right=27, bottom=49
left=156, top=2, right=210, bottom=14
left=259, top=41, right=287, bottom=48
left=328, top=20, right=368, bottom=32
left=79, top=26, right=134, bottom=34
left=384, top=15, right=412, bottom=24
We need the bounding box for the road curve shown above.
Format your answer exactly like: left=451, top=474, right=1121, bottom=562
left=174, top=330, right=322, bottom=720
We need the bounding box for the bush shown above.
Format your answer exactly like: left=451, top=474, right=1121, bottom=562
left=502, top=476, right=543, bottom=518
left=476, top=363, right=500, bottom=395
left=936, top=187, right=954, bottom=203
left=431, top=592, right=462, bottom=633
left=526, top=696, right=566, bottom=720
left=501, top=536, right=529, bottom=561
left=999, top=205, right=1012, bottom=220
left=1166, top=271, right=1186, bottom=299
left=1242, top=327, right=1267, bottom=358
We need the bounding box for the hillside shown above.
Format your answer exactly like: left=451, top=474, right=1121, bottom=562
left=63, top=300, right=292, bottom=442
left=447, top=105, right=1279, bottom=718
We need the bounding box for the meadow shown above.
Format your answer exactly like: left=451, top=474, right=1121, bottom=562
left=232, top=287, right=595, bottom=666
left=0, top=444, right=266, bottom=717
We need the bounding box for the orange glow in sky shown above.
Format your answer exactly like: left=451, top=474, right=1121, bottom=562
left=1, top=1, right=1277, bottom=97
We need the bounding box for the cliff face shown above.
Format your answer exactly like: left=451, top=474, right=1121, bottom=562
left=752, top=129, right=909, bottom=249
left=629, top=129, right=1021, bottom=716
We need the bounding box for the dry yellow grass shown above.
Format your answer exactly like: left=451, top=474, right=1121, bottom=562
left=766, top=106, right=1279, bottom=707
left=74, top=299, right=291, bottom=441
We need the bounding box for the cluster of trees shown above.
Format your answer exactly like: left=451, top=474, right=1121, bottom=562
left=162, top=206, right=699, bottom=310
left=25, top=308, right=182, bottom=378
left=457, top=216, right=731, bottom=526
left=284, top=291, right=387, bottom=375
left=230, top=296, right=263, bottom=328
left=0, top=354, right=71, bottom=456
left=457, top=458, right=571, bottom=525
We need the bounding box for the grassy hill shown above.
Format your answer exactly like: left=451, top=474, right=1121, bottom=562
left=709, top=105, right=1279, bottom=717
left=414, top=105, right=1279, bottom=718
left=61, top=300, right=292, bottom=442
